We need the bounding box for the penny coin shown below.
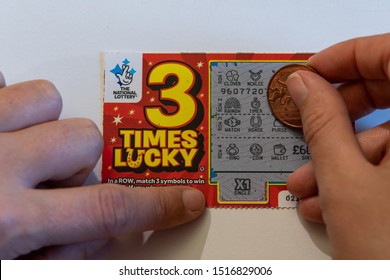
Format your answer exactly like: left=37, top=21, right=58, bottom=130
left=267, top=64, right=317, bottom=128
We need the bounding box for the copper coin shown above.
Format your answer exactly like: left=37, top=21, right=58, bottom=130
left=267, top=64, right=317, bottom=128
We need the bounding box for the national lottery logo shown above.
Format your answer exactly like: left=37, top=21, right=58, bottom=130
left=109, top=58, right=138, bottom=100
left=110, top=58, right=136, bottom=86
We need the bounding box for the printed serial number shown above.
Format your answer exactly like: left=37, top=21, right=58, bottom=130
left=220, top=88, right=264, bottom=95
left=212, top=266, right=272, bottom=276
left=285, top=194, right=299, bottom=202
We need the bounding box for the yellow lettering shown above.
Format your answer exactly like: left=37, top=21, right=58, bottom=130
left=146, top=62, right=198, bottom=128
left=114, top=148, right=127, bottom=167
left=180, top=149, right=198, bottom=167
left=120, top=130, right=135, bottom=148
left=144, top=148, right=161, bottom=168
left=162, top=149, right=179, bottom=167
left=134, top=131, right=142, bottom=148
left=181, top=130, right=198, bottom=148
left=167, top=130, right=181, bottom=148
left=143, top=130, right=166, bottom=148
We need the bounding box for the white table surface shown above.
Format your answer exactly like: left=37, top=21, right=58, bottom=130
left=1, top=0, right=389, bottom=259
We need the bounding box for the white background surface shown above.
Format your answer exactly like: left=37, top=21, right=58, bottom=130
left=1, top=0, right=389, bottom=259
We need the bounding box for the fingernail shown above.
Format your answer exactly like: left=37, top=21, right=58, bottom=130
left=287, top=72, right=309, bottom=108
left=182, top=189, right=205, bottom=212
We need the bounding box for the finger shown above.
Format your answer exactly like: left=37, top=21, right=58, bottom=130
left=121, top=64, right=129, bottom=72
left=337, top=79, right=390, bottom=120
left=288, top=121, right=390, bottom=199
left=381, top=145, right=390, bottom=168
left=0, top=71, right=5, bottom=88
left=1, top=118, right=102, bottom=188
left=287, top=71, right=366, bottom=188
left=308, top=33, right=390, bottom=82
left=298, top=196, right=324, bottom=223
left=287, top=161, right=317, bottom=198
left=357, top=121, right=390, bottom=165
left=0, top=80, right=62, bottom=132
left=20, top=185, right=204, bottom=251
left=309, top=34, right=390, bottom=121
left=20, top=239, right=110, bottom=260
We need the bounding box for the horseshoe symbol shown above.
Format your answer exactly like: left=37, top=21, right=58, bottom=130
left=126, top=148, right=145, bottom=169
left=250, top=115, right=262, bottom=128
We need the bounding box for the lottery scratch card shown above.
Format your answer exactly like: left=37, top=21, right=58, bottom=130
left=102, top=53, right=312, bottom=208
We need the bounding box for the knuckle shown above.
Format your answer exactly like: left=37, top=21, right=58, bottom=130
left=73, top=118, right=100, bottom=135
left=0, top=199, right=31, bottom=259
left=148, top=188, right=186, bottom=229
left=66, top=118, right=103, bottom=159
left=34, top=80, right=63, bottom=112
left=34, top=79, right=57, bottom=93
left=95, top=186, right=173, bottom=234
left=302, top=107, right=336, bottom=147
left=74, top=118, right=100, bottom=135
left=78, top=118, right=103, bottom=156
left=359, top=81, right=377, bottom=115
left=150, top=191, right=169, bottom=226
left=96, top=186, right=129, bottom=235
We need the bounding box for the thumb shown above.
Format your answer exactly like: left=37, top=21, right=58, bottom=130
left=286, top=71, right=364, bottom=183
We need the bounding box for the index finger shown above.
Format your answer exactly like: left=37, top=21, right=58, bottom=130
left=0, top=80, right=62, bottom=132
left=308, top=33, right=390, bottom=82
left=309, top=34, right=390, bottom=120
left=19, top=185, right=204, bottom=253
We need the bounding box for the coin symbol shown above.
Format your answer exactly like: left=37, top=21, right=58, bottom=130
left=267, top=64, right=317, bottom=128
left=250, top=143, right=263, bottom=156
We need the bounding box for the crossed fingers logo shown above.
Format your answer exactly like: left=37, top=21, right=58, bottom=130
left=110, top=58, right=137, bottom=87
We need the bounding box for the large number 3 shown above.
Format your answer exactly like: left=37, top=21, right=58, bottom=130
left=146, top=61, right=201, bottom=129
